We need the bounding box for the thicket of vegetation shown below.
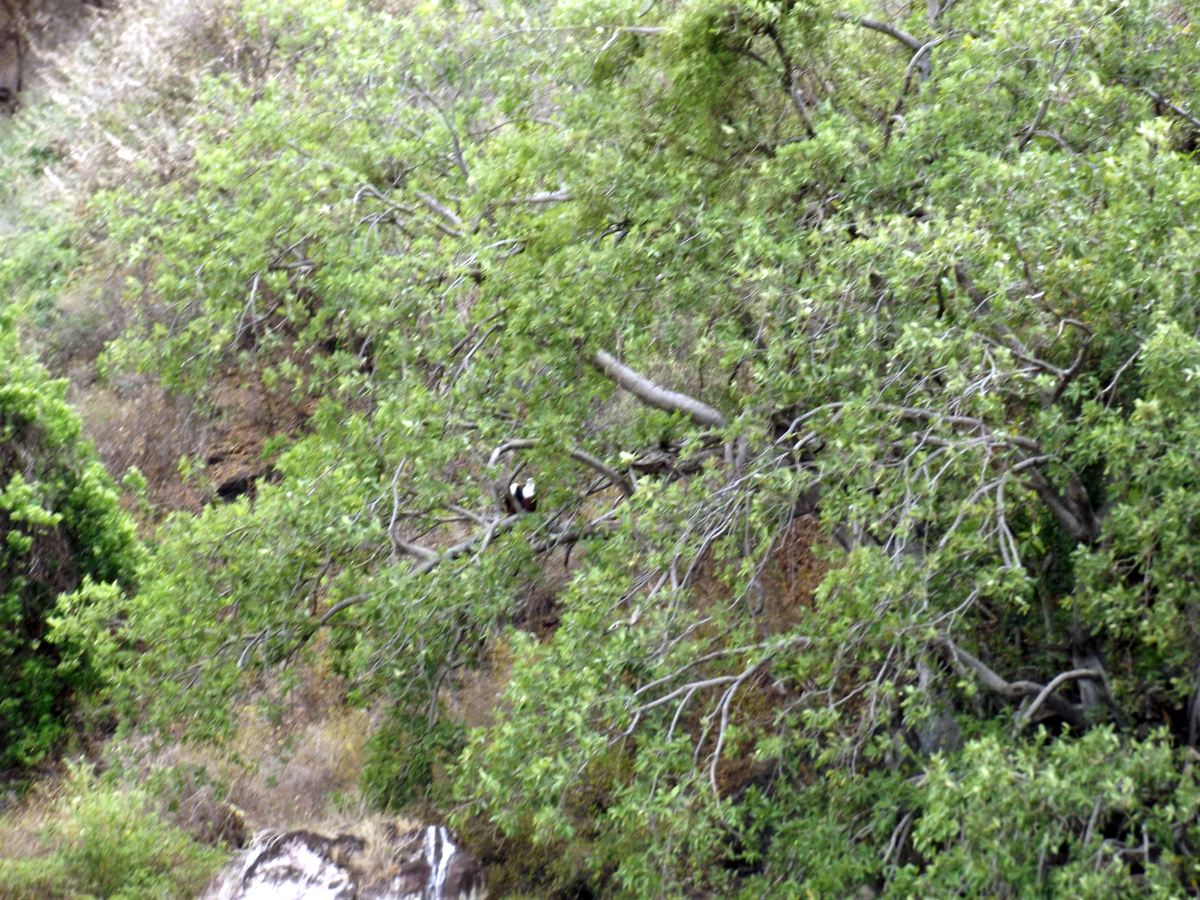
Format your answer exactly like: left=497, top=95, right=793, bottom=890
left=0, top=763, right=226, bottom=899
left=5, top=0, right=1200, bottom=895
left=0, top=318, right=136, bottom=770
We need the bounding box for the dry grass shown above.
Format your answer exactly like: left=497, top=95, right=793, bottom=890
left=110, top=655, right=383, bottom=846
left=12, top=0, right=243, bottom=199
left=3, top=0, right=408, bottom=871
left=3, top=0, right=295, bottom=518
left=757, top=513, right=831, bottom=634
left=309, top=812, right=426, bottom=886
left=0, top=778, right=59, bottom=862
left=73, top=377, right=213, bottom=513
left=231, top=709, right=371, bottom=827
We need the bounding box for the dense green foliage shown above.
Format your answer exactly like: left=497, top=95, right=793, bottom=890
left=6, top=0, right=1200, bottom=894
left=0, top=764, right=226, bottom=899
left=0, top=320, right=137, bottom=769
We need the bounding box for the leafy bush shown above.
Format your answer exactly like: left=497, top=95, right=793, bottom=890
left=898, top=728, right=1200, bottom=898
left=361, top=709, right=461, bottom=810
left=0, top=321, right=138, bottom=769
left=0, top=764, right=227, bottom=899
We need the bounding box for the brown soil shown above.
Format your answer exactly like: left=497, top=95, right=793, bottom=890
left=71, top=367, right=313, bottom=518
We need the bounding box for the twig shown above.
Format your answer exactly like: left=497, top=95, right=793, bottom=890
left=1018, top=38, right=1078, bottom=152
left=763, top=24, right=816, bottom=138
left=568, top=447, right=635, bottom=496
left=1048, top=338, right=1090, bottom=404
left=386, top=462, right=409, bottom=564
left=1100, top=346, right=1141, bottom=407
left=407, top=80, right=470, bottom=182
left=1140, top=86, right=1200, bottom=131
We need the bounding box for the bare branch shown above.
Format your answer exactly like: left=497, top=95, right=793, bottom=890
left=412, top=514, right=523, bottom=575
left=1018, top=38, right=1078, bottom=152
left=1018, top=668, right=1102, bottom=728
left=709, top=661, right=766, bottom=792
left=490, top=438, right=635, bottom=494
left=834, top=12, right=923, bottom=53
left=1048, top=339, right=1090, bottom=404
left=1101, top=345, right=1142, bottom=407
left=1140, top=86, right=1200, bottom=131
left=407, top=80, right=471, bottom=182
left=1021, top=467, right=1096, bottom=544
left=489, top=438, right=538, bottom=467
left=763, top=24, right=816, bottom=137
left=893, top=405, right=1039, bottom=452
left=314, top=594, right=368, bottom=628
left=413, top=189, right=465, bottom=235
left=393, top=536, right=440, bottom=562
left=494, top=189, right=573, bottom=207
left=593, top=349, right=728, bottom=428
left=533, top=513, right=622, bottom=553
left=939, top=636, right=1089, bottom=728
left=940, top=637, right=1038, bottom=699
left=1028, top=128, right=1079, bottom=154
left=568, top=447, right=635, bottom=496
left=447, top=503, right=487, bottom=525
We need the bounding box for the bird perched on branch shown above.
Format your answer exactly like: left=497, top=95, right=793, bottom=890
left=505, top=478, right=536, bottom=514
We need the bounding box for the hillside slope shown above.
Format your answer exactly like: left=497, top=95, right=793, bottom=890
left=4, top=0, right=1200, bottom=896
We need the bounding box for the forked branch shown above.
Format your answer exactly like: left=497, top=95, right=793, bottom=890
left=938, top=636, right=1100, bottom=729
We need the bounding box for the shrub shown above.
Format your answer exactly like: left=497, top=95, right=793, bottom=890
left=0, top=763, right=228, bottom=899
left=0, top=320, right=138, bottom=768
left=361, top=709, right=461, bottom=811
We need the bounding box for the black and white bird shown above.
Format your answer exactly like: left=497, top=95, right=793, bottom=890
left=505, top=478, right=537, bottom=514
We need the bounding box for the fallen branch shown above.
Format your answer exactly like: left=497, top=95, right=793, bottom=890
left=593, top=349, right=728, bottom=428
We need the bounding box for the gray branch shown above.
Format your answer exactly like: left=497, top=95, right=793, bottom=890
left=1140, top=86, right=1200, bottom=131
left=939, top=637, right=1094, bottom=729
left=593, top=349, right=728, bottom=428
left=834, top=12, right=923, bottom=53
left=412, top=514, right=523, bottom=575
left=1019, top=668, right=1103, bottom=728
left=569, top=447, right=636, bottom=496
